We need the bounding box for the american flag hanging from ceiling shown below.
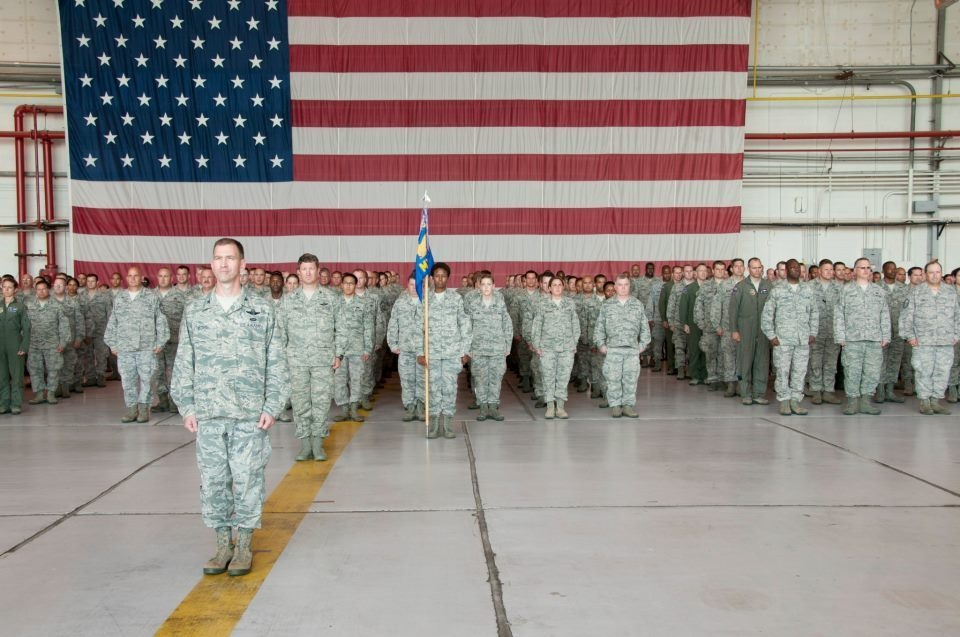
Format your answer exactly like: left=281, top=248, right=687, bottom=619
left=59, top=0, right=750, bottom=280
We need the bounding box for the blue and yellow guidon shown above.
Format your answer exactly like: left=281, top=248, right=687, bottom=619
left=414, top=207, right=434, bottom=301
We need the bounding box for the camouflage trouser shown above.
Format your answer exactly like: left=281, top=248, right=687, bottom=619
left=948, top=342, right=960, bottom=387
left=651, top=321, right=665, bottom=364
left=720, top=333, right=738, bottom=382
left=118, top=350, right=158, bottom=406
left=471, top=354, right=506, bottom=405
left=61, top=343, right=79, bottom=386
left=946, top=342, right=960, bottom=388
left=840, top=341, right=882, bottom=398
left=360, top=351, right=377, bottom=400
left=590, top=349, right=606, bottom=392
left=529, top=341, right=544, bottom=396
left=334, top=354, right=365, bottom=406
left=81, top=334, right=109, bottom=383
left=699, top=332, right=721, bottom=383
left=911, top=345, right=953, bottom=400
left=539, top=349, right=574, bottom=403
left=516, top=339, right=532, bottom=380
left=882, top=337, right=905, bottom=385
left=808, top=338, right=840, bottom=392
left=772, top=344, right=809, bottom=402
left=27, top=346, right=62, bottom=393
left=372, top=345, right=385, bottom=387
left=428, top=357, right=461, bottom=416
left=672, top=327, right=688, bottom=368
left=155, top=340, right=178, bottom=395
left=398, top=351, right=424, bottom=408
left=0, top=347, right=25, bottom=409
left=900, top=342, right=914, bottom=385
left=602, top=347, right=641, bottom=407
left=289, top=364, right=334, bottom=439
left=196, top=418, right=271, bottom=530
left=573, top=344, right=589, bottom=381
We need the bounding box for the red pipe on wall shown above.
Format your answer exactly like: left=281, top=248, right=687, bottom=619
left=11, top=105, right=63, bottom=277
left=746, top=131, right=960, bottom=141
left=42, top=138, right=57, bottom=276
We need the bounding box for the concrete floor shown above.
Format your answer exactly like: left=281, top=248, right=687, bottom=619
left=1, top=371, right=959, bottom=636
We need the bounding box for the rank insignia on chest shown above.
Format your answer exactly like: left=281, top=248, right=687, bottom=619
left=749, top=290, right=756, bottom=296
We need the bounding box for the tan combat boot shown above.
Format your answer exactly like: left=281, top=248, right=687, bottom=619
left=203, top=527, right=234, bottom=575
left=312, top=434, right=327, bottom=461
left=227, top=528, right=253, bottom=576
left=137, top=403, right=150, bottom=423
left=295, top=437, right=313, bottom=461
left=555, top=400, right=569, bottom=419
left=120, top=404, right=138, bottom=422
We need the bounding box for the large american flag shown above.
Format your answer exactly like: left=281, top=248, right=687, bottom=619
left=60, top=0, right=750, bottom=281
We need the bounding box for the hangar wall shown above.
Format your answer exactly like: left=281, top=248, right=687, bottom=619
left=0, top=0, right=958, bottom=276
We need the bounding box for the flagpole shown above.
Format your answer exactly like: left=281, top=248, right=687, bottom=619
left=423, top=277, right=430, bottom=436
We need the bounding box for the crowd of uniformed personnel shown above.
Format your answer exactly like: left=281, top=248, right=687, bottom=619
left=3, top=254, right=958, bottom=435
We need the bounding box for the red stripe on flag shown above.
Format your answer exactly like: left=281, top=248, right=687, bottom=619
left=291, top=154, right=743, bottom=181
left=287, top=0, right=753, bottom=18
left=289, top=44, right=748, bottom=73
left=75, top=261, right=716, bottom=285
left=73, top=207, right=742, bottom=236
left=292, top=99, right=746, bottom=128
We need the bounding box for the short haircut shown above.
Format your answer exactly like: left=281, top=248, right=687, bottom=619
left=730, top=258, right=744, bottom=267
left=176, top=265, right=190, bottom=273
left=854, top=257, right=871, bottom=269
left=818, top=258, right=833, bottom=267
left=213, top=237, right=244, bottom=259
left=341, top=273, right=357, bottom=284
left=615, top=273, right=630, bottom=283
left=34, top=278, right=49, bottom=289
left=834, top=261, right=846, bottom=268
left=748, top=257, right=761, bottom=267
left=298, top=253, right=319, bottom=266
left=524, top=270, right=538, bottom=278
left=713, top=260, right=726, bottom=268
left=431, top=262, right=450, bottom=276
left=907, top=266, right=922, bottom=276
left=883, top=261, right=896, bottom=269
left=926, top=260, right=943, bottom=274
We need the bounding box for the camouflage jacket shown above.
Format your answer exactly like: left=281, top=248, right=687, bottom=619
left=104, top=289, right=170, bottom=352
left=171, top=290, right=290, bottom=420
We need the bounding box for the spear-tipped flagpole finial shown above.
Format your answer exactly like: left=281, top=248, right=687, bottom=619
left=422, top=190, right=431, bottom=204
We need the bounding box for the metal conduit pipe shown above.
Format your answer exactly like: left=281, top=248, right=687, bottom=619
left=11, top=105, right=63, bottom=275
left=42, top=138, right=57, bottom=275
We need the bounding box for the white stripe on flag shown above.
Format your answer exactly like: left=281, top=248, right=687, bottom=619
left=288, top=16, right=751, bottom=46
left=73, top=233, right=739, bottom=265
left=291, top=71, right=747, bottom=101
left=292, top=126, right=746, bottom=155
left=69, top=179, right=744, bottom=210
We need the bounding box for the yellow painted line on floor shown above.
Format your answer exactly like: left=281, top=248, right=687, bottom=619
left=156, top=420, right=363, bottom=636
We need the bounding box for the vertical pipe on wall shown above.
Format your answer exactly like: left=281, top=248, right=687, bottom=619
left=13, top=106, right=27, bottom=276
left=42, top=138, right=56, bottom=276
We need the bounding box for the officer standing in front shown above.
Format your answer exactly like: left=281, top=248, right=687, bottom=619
left=729, top=258, right=773, bottom=405
left=594, top=274, right=651, bottom=418
left=0, top=278, right=29, bottom=414
left=172, top=238, right=290, bottom=577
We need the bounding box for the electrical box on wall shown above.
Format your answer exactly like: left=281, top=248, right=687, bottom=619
left=912, top=200, right=939, bottom=215
left=863, top=248, right=883, bottom=268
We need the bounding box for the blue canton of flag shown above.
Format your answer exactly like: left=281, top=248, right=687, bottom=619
left=58, top=0, right=292, bottom=182
left=414, top=206, right=434, bottom=302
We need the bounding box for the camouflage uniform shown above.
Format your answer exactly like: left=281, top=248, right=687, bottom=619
left=53, top=294, right=85, bottom=390
left=579, top=294, right=605, bottom=395
left=658, top=280, right=675, bottom=371
left=531, top=296, right=579, bottom=403
left=806, top=279, right=842, bottom=392
left=634, top=276, right=655, bottom=361
left=594, top=296, right=651, bottom=408
left=26, top=299, right=70, bottom=396
left=679, top=281, right=705, bottom=382
left=0, top=299, right=30, bottom=410
left=694, top=278, right=721, bottom=385
left=467, top=291, right=512, bottom=407
left=155, top=288, right=187, bottom=401
left=648, top=278, right=666, bottom=366
left=387, top=292, right=425, bottom=410
left=728, top=278, right=773, bottom=399
left=80, top=290, right=112, bottom=384
left=422, top=290, right=472, bottom=417
left=103, top=290, right=169, bottom=408
left=761, top=283, right=819, bottom=403
left=880, top=281, right=909, bottom=390
left=713, top=277, right=742, bottom=384
left=510, top=290, right=539, bottom=389
left=354, top=290, right=382, bottom=403
left=334, top=296, right=375, bottom=407
left=834, top=283, right=891, bottom=398
left=171, top=290, right=290, bottom=530
left=278, top=286, right=341, bottom=439
left=667, top=281, right=688, bottom=372
left=899, top=283, right=959, bottom=400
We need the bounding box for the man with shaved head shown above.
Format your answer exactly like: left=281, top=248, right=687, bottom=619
left=104, top=266, right=170, bottom=423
